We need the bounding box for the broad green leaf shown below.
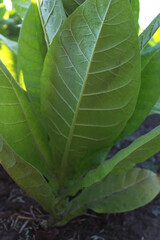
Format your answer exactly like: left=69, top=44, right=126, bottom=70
left=17, top=2, right=47, bottom=112
left=0, top=136, right=56, bottom=215
left=0, top=34, right=17, bottom=80
left=62, top=125, right=160, bottom=196
left=139, top=14, right=160, bottom=51
left=111, top=125, right=160, bottom=174
left=130, top=0, right=139, bottom=31
left=151, top=97, right=160, bottom=115
left=62, top=0, right=85, bottom=15
left=0, top=60, right=56, bottom=188
left=61, top=168, right=160, bottom=224
left=118, top=44, right=160, bottom=139
left=11, top=0, right=31, bottom=18
left=41, top=0, right=141, bottom=186
left=37, top=0, right=66, bottom=47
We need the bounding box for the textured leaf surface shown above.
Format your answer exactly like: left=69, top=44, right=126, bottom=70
left=0, top=136, right=56, bottom=215
left=0, top=60, right=55, bottom=186
left=118, top=44, right=160, bottom=139
left=18, top=3, right=47, bottom=112
left=62, top=168, right=160, bottom=224
left=139, top=14, right=160, bottom=51
left=37, top=0, right=66, bottom=47
left=41, top=0, right=141, bottom=184
left=11, top=0, right=31, bottom=18
left=62, top=125, right=160, bottom=196
left=0, top=34, right=17, bottom=80
left=62, top=0, right=85, bottom=15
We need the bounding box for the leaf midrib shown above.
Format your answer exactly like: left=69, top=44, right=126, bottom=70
left=68, top=171, right=156, bottom=216
left=37, top=0, right=50, bottom=48
left=59, top=0, right=112, bottom=183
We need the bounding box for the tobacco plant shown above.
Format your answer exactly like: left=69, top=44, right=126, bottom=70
left=0, top=0, right=160, bottom=225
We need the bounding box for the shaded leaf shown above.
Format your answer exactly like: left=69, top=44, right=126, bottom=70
left=62, top=0, right=85, bottom=15
left=118, top=43, right=160, bottom=139
left=62, top=125, right=160, bottom=196
left=0, top=136, right=56, bottom=215
left=62, top=168, right=160, bottom=224
left=41, top=0, right=141, bottom=185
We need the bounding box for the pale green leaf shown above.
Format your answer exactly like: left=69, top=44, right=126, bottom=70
left=11, top=0, right=31, bottom=18
left=37, top=0, right=66, bottom=47
left=62, top=0, right=85, bottom=15
left=17, top=2, right=47, bottom=113
left=139, top=14, right=160, bottom=51
left=0, top=60, right=56, bottom=188
left=151, top=97, right=160, bottom=115
left=62, top=168, right=160, bottom=224
left=62, top=125, right=160, bottom=196
left=0, top=136, right=56, bottom=215
left=0, top=34, right=17, bottom=80
left=41, top=0, right=141, bottom=186
left=118, top=43, right=160, bottom=139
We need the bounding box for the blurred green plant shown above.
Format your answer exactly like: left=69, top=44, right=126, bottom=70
left=0, top=0, right=21, bottom=40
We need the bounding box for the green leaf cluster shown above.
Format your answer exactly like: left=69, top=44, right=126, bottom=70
left=0, top=0, right=159, bottom=225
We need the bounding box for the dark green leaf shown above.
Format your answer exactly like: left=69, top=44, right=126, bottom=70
left=61, top=168, right=160, bottom=224
left=62, top=0, right=85, bottom=15
left=63, top=125, right=160, bottom=196
left=0, top=136, right=56, bottom=215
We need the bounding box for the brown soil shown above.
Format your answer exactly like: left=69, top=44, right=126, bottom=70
left=0, top=114, right=160, bottom=240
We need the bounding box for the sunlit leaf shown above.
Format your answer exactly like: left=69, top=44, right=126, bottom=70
left=0, top=34, right=17, bottom=80
left=17, top=2, right=47, bottom=112
left=41, top=0, right=141, bottom=186
left=0, top=60, right=56, bottom=188
left=37, top=0, right=66, bottom=47
left=11, top=0, right=31, bottom=18
left=139, top=13, right=160, bottom=51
